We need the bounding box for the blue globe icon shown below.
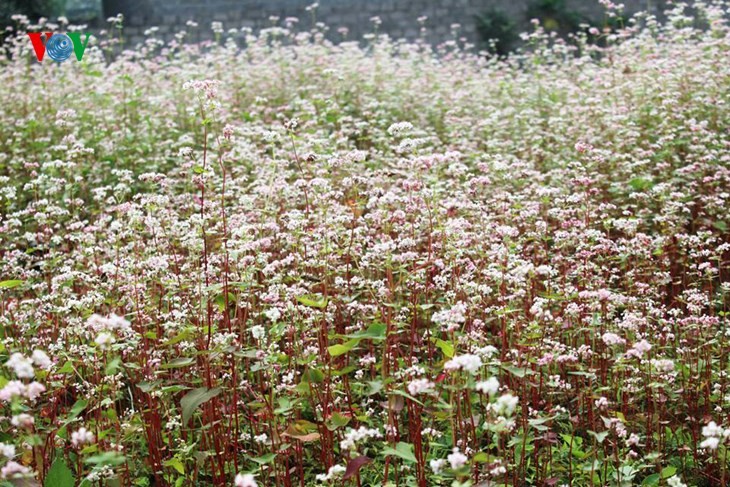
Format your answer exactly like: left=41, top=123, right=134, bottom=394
left=46, top=34, right=74, bottom=62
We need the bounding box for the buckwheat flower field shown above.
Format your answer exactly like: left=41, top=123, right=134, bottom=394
left=1, top=2, right=730, bottom=486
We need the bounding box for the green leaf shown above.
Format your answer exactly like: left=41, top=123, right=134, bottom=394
left=629, top=177, right=653, bottom=192
left=366, top=380, right=384, bottom=396
left=251, top=453, right=276, bottom=465
left=328, top=339, right=360, bottom=357
left=85, top=451, right=127, bottom=466
left=382, top=442, right=417, bottom=463
left=435, top=339, right=454, bottom=358
left=105, top=357, right=122, bottom=376
left=161, top=357, right=196, bottom=369
left=58, top=361, right=74, bottom=375
left=136, top=381, right=161, bottom=393
left=296, top=294, right=328, bottom=309
left=68, top=399, right=88, bottom=419
left=661, top=466, right=677, bottom=479
left=587, top=430, right=609, bottom=444
left=162, top=329, right=193, bottom=347
left=215, top=292, right=236, bottom=312
left=503, top=365, right=535, bottom=378
left=325, top=412, right=351, bottom=431
left=642, top=473, right=660, bottom=486
left=333, top=365, right=357, bottom=376
left=390, top=389, right=424, bottom=406
left=164, top=457, right=185, bottom=475
left=284, top=419, right=319, bottom=435
left=181, top=387, right=222, bottom=425
left=347, top=322, right=387, bottom=341
left=282, top=423, right=320, bottom=442
left=567, top=371, right=597, bottom=379
left=45, top=458, right=75, bottom=487
left=0, top=280, right=23, bottom=289
left=528, top=417, right=551, bottom=431
left=472, top=452, right=490, bottom=463
left=713, top=220, right=728, bottom=232
left=160, top=384, right=190, bottom=394
left=302, top=368, right=325, bottom=384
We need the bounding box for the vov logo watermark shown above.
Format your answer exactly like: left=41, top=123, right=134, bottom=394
left=27, top=33, right=91, bottom=62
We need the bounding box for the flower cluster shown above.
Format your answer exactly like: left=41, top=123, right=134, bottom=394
left=0, top=2, right=729, bottom=485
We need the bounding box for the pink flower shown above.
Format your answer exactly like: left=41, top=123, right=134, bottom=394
left=1, top=461, right=29, bottom=479
left=25, top=382, right=45, bottom=401
left=235, top=473, right=258, bottom=487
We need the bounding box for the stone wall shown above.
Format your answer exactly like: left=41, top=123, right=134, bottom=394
left=100, top=0, right=667, bottom=47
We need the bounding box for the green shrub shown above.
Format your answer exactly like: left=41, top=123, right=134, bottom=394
left=526, top=0, right=584, bottom=36
left=475, top=7, right=518, bottom=56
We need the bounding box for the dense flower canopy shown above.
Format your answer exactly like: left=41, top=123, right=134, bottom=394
left=0, top=2, right=729, bottom=486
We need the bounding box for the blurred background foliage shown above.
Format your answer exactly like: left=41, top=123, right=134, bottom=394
left=476, top=0, right=627, bottom=55
left=475, top=7, right=519, bottom=56
left=0, top=0, right=100, bottom=25
left=2, top=0, right=627, bottom=56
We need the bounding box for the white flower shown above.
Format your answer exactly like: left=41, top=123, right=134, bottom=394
left=407, top=378, right=435, bottom=396
left=345, top=150, right=368, bottom=162
left=700, top=436, right=720, bottom=450
left=601, top=332, right=625, bottom=346
left=700, top=420, right=725, bottom=450
left=264, top=308, right=281, bottom=322
left=492, top=394, right=519, bottom=416
left=71, top=427, right=95, bottom=447
left=626, top=433, right=640, bottom=446
left=25, top=382, right=45, bottom=401
left=94, top=332, right=115, bottom=349
left=444, top=354, right=483, bottom=374
left=340, top=426, right=382, bottom=450
left=250, top=325, right=266, bottom=340
left=651, top=359, right=675, bottom=373
left=475, top=377, right=499, bottom=395
left=625, top=339, right=652, bottom=359
left=10, top=414, right=33, bottom=427
left=667, top=475, right=687, bottom=487
left=223, top=124, right=236, bottom=140
left=31, top=350, right=51, bottom=370
left=447, top=448, right=467, bottom=470
left=432, top=303, right=467, bottom=332
left=429, top=458, right=446, bottom=474
left=0, top=381, right=25, bottom=402
left=387, top=121, right=414, bottom=136
left=315, top=465, right=346, bottom=482
left=594, top=396, right=609, bottom=409
left=107, top=314, right=131, bottom=331
left=0, top=443, right=15, bottom=459
left=235, top=473, right=258, bottom=487
left=87, top=313, right=131, bottom=332
left=5, top=353, right=34, bottom=379
left=476, top=345, right=498, bottom=359
left=1, top=461, right=29, bottom=479
left=702, top=421, right=723, bottom=437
